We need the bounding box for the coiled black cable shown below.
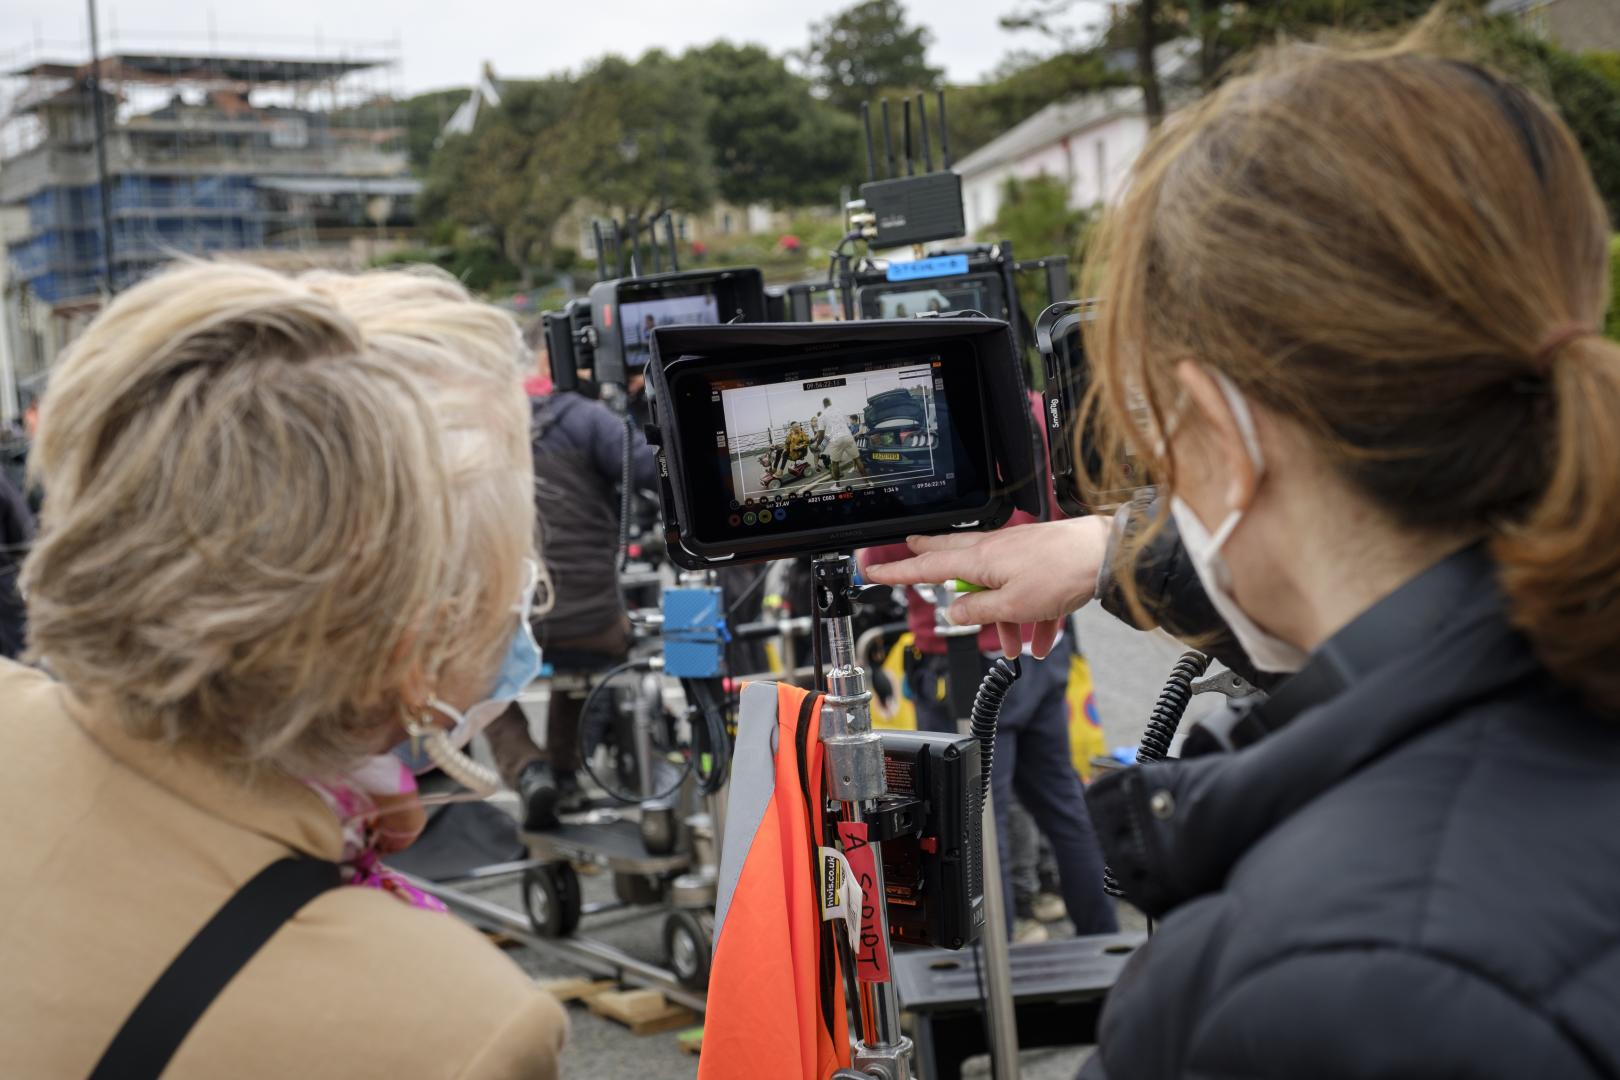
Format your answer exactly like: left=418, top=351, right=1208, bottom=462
left=971, top=657, right=1022, bottom=798
left=1103, top=650, right=1211, bottom=899
left=576, top=658, right=694, bottom=804
left=1140, top=652, right=1211, bottom=764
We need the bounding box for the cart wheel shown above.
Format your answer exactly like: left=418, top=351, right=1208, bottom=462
left=663, top=910, right=713, bottom=989
left=524, top=864, right=583, bottom=939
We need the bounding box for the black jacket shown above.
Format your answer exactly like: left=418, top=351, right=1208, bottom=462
left=0, top=468, right=33, bottom=659
left=1083, top=547, right=1620, bottom=1079
left=530, top=392, right=659, bottom=644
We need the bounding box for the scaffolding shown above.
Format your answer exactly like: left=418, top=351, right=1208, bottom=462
left=0, top=43, right=416, bottom=315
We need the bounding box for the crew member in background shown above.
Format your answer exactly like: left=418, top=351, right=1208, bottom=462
left=485, top=324, right=661, bottom=829
left=0, top=467, right=32, bottom=659
left=2, top=390, right=43, bottom=517
left=858, top=395, right=1116, bottom=942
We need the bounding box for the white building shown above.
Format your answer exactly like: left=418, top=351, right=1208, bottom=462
left=958, top=87, right=1149, bottom=234
left=1486, top=0, right=1620, bottom=51
left=957, top=43, right=1198, bottom=235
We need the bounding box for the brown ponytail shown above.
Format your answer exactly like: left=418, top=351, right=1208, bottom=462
left=1080, top=19, right=1620, bottom=712
left=1496, top=334, right=1620, bottom=712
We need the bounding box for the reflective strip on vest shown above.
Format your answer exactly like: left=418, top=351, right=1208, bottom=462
left=711, top=681, right=778, bottom=945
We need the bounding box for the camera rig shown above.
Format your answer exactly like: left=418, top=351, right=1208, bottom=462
left=525, top=94, right=1108, bottom=1077
left=541, top=209, right=770, bottom=393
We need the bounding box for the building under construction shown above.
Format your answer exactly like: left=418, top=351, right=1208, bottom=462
left=0, top=48, right=418, bottom=419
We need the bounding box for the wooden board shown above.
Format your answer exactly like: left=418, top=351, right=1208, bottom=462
left=587, top=988, right=698, bottom=1036
left=538, top=976, right=617, bottom=1004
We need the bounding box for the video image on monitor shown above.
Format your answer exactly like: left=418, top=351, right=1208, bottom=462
left=622, top=293, right=721, bottom=367
left=861, top=278, right=995, bottom=320
left=721, top=360, right=948, bottom=499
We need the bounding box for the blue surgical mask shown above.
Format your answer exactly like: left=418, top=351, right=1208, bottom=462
left=395, top=561, right=544, bottom=769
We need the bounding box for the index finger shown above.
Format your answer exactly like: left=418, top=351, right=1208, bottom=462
left=863, top=547, right=983, bottom=587
left=906, top=532, right=990, bottom=554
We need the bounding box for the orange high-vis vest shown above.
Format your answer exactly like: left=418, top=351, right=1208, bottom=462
left=699, top=682, right=851, bottom=1080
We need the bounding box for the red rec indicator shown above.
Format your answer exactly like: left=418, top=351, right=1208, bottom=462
left=603, top=305, right=614, bottom=328
left=931, top=360, right=942, bottom=367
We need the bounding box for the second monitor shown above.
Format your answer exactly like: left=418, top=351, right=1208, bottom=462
left=589, top=268, right=767, bottom=387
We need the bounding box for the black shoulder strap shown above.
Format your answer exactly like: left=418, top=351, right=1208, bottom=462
left=90, top=856, right=341, bottom=1080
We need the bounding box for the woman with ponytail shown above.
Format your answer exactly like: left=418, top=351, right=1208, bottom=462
left=869, top=24, right=1620, bottom=1080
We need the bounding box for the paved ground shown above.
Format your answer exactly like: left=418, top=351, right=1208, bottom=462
left=474, top=603, right=1197, bottom=1079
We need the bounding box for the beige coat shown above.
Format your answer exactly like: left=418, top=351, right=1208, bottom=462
left=0, top=659, right=567, bottom=1079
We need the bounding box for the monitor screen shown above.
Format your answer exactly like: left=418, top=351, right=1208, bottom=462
left=621, top=292, right=721, bottom=368
left=857, top=273, right=1003, bottom=321
left=722, top=358, right=950, bottom=501
left=664, top=338, right=996, bottom=554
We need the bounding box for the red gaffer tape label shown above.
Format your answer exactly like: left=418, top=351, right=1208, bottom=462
left=835, top=820, right=891, bottom=983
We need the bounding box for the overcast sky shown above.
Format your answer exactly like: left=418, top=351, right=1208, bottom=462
left=1, top=0, right=1105, bottom=95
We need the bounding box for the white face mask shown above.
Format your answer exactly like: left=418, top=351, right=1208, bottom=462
left=1169, top=371, right=1308, bottom=674
left=404, top=561, right=544, bottom=766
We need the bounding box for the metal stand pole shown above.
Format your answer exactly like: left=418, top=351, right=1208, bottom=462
left=815, top=554, right=913, bottom=1080
left=975, top=790, right=1021, bottom=1079
left=938, top=618, right=1020, bottom=1079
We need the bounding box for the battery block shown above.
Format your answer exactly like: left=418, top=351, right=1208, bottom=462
left=662, top=586, right=727, bottom=677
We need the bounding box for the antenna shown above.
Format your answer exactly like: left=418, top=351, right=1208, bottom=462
left=902, top=97, right=914, bottom=176
left=861, top=101, right=879, bottom=182
left=880, top=99, right=896, bottom=178
left=938, top=89, right=952, bottom=170
left=593, top=220, right=608, bottom=278
left=916, top=93, right=933, bottom=172
left=664, top=212, right=680, bottom=272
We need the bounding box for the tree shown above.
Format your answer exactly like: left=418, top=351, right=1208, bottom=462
left=946, top=51, right=1129, bottom=160
left=1587, top=52, right=1620, bottom=92
left=1002, top=0, right=1441, bottom=130
left=563, top=52, right=717, bottom=222
left=1136, top=0, right=1166, bottom=125
left=803, top=0, right=943, bottom=113
left=401, top=88, right=473, bottom=173
left=680, top=43, right=858, bottom=207
left=984, top=174, right=1092, bottom=324
left=1477, top=20, right=1620, bottom=224
left=421, top=78, right=581, bottom=287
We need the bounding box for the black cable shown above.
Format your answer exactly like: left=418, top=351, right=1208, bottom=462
left=970, top=657, right=1021, bottom=799
left=576, top=657, right=694, bottom=804
left=617, top=408, right=634, bottom=572
left=1140, top=651, right=1211, bottom=764
left=1102, top=651, right=1211, bottom=901
left=724, top=563, right=772, bottom=620
left=811, top=594, right=824, bottom=692
left=680, top=677, right=732, bottom=796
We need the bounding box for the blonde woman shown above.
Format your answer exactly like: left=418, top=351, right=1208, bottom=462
left=871, top=32, right=1620, bottom=1080
left=1, top=263, right=566, bottom=1078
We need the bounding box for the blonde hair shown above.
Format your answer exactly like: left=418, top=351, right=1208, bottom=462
left=22, top=261, right=536, bottom=775
left=1083, top=26, right=1620, bottom=709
